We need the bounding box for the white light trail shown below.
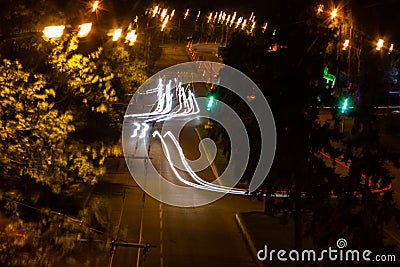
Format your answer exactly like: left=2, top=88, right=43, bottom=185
left=153, top=130, right=248, bottom=195
left=139, top=123, right=150, bottom=139
left=152, top=131, right=211, bottom=190
left=130, top=122, right=141, bottom=138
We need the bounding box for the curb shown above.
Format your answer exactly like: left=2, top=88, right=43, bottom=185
left=235, top=213, right=264, bottom=267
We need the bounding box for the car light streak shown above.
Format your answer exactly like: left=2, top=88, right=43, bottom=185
left=162, top=131, right=248, bottom=195
left=139, top=123, right=150, bottom=139
left=152, top=131, right=215, bottom=191
left=125, top=79, right=173, bottom=118
left=130, top=122, right=141, bottom=138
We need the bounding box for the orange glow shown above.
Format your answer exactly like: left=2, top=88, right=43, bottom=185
left=43, top=25, right=65, bottom=39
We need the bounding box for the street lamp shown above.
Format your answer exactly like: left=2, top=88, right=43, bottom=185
left=43, top=25, right=65, bottom=39
left=376, top=38, right=384, bottom=51
left=342, top=39, right=349, bottom=50
left=108, top=29, right=122, bottom=41
left=125, top=29, right=137, bottom=45
left=77, top=23, right=92, bottom=37
left=317, top=4, right=324, bottom=15
left=184, top=9, right=189, bottom=20
left=92, top=1, right=99, bottom=13
left=331, top=8, right=338, bottom=20
left=161, top=15, right=169, bottom=31
left=388, top=43, right=394, bottom=54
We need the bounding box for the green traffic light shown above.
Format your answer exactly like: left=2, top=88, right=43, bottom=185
left=341, top=98, right=348, bottom=113
left=206, top=95, right=214, bottom=110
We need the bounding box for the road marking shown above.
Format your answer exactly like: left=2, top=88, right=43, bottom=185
left=159, top=202, right=164, bottom=267
left=135, top=192, right=146, bottom=267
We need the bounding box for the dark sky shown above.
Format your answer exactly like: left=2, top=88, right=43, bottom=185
left=52, top=0, right=399, bottom=42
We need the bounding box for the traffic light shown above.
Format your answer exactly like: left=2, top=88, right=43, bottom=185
left=340, top=97, right=351, bottom=114
left=206, top=94, right=214, bottom=111
left=341, top=98, right=348, bottom=113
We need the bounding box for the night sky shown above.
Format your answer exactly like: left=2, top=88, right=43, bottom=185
left=50, top=0, right=399, bottom=43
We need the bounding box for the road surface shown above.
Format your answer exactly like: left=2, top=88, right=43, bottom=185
left=92, top=43, right=264, bottom=267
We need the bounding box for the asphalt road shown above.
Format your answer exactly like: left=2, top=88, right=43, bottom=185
left=92, top=43, right=264, bottom=267
left=101, top=141, right=263, bottom=267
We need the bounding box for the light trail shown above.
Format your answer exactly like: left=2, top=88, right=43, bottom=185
left=139, top=123, right=150, bottom=139
left=162, top=131, right=248, bottom=195
left=125, top=79, right=173, bottom=118
left=152, top=131, right=224, bottom=192
left=130, top=122, right=141, bottom=138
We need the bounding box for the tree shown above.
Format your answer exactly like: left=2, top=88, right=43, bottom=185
left=1, top=15, right=148, bottom=267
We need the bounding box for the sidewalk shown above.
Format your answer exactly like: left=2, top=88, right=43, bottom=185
left=236, top=212, right=309, bottom=266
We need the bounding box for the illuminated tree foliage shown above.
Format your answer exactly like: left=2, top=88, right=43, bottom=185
left=0, top=26, right=147, bottom=267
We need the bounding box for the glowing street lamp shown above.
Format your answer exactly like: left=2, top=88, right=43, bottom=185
left=331, top=8, right=338, bottom=20
left=161, top=15, right=169, bottom=31
left=241, top=19, right=247, bottom=30
left=77, top=23, right=92, bottom=37
left=317, top=4, right=324, bottom=14
left=376, top=38, right=384, bottom=51
left=342, top=39, right=349, bottom=50
left=184, top=9, right=189, bottom=20
left=108, top=29, right=122, bottom=41
left=250, top=21, right=256, bottom=33
left=389, top=44, right=394, bottom=54
left=126, top=29, right=137, bottom=45
left=152, top=6, right=159, bottom=17
left=208, top=12, right=212, bottom=23
left=43, top=25, right=65, bottom=39
left=92, top=1, right=99, bottom=12
left=161, top=8, right=168, bottom=21
left=262, top=22, right=268, bottom=33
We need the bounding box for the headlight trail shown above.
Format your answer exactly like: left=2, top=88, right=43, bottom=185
left=162, top=131, right=248, bottom=195
left=146, top=87, right=200, bottom=123
left=130, top=122, right=141, bottom=138
left=125, top=79, right=173, bottom=118
left=152, top=131, right=222, bottom=191
left=139, top=123, right=150, bottom=139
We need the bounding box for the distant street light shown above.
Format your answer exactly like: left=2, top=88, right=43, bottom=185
left=77, top=23, right=92, bottom=37
left=161, top=15, right=169, bottom=31
left=108, top=29, right=122, bottom=41
left=262, top=22, right=268, bottom=33
left=92, top=1, right=99, bottom=13
left=342, top=39, right=349, bottom=50
left=43, top=25, right=65, bottom=39
left=184, top=9, right=189, bottom=20
left=152, top=6, right=159, bottom=17
left=376, top=38, right=384, bottom=51
left=317, top=4, right=324, bottom=15
left=389, top=44, right=394, bottom=54
left=126, top=29, right=137, bottom=45
left=331, top=8, right=338, bottom=20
